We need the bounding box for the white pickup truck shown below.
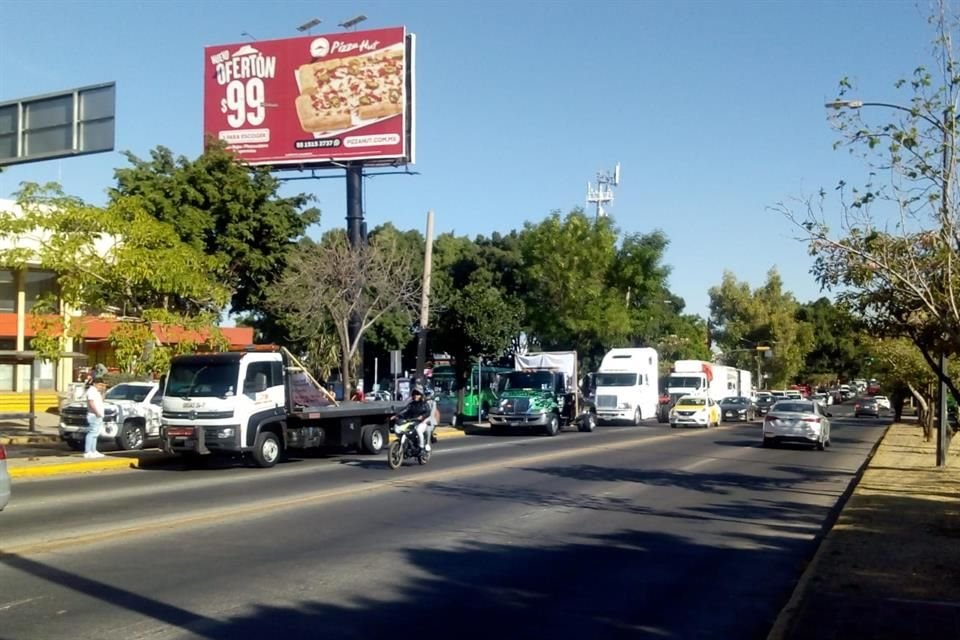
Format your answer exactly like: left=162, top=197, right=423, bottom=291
left=59, top=381, right=164, bottom=451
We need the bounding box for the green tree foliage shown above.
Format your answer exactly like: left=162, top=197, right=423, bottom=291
left=430, top=232, right=524, bottom=406
left=709, top=269, right=813, bottom=387
left=109, top=143, right=320, bottom=326
left=797, top=297, right=872, bottom=382
left=866, top=337, right=956, bottom=438
left=519, top=211, right=629, bottom=362
left=0, top=183, right=229, bottom=374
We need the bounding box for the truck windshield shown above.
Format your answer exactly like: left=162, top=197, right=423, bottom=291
left=668, top=376, right=703, bottom=389
left=595, top=373, right=637, bottom=387
left=504, top=371, right=554, bottom=391
left=166, top=362, right=238, bottom=398
left=104, top=384, right=151, bottom=403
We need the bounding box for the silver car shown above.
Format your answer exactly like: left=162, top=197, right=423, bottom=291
left=0, top=444, right=10, bottom=511
left=762, top=400, right=832, bottom=450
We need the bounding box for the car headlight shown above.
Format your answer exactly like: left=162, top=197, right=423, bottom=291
left=737, top=409, right=746, bottom=414
left=215, top=428, right=235, bottom=439
left=499, top=399, right=510, bottom=408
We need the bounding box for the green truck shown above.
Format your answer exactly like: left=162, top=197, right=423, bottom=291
left=486, top=351, right=597, bottom=436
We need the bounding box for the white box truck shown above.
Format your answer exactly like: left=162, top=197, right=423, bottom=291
left=593, top=347, right=659, bottom=425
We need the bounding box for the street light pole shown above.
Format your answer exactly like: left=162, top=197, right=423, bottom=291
left=826, top=99, right=953, bottom=466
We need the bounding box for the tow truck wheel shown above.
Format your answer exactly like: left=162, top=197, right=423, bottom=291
left=362, top=426, right=386, bottom=454
left=252, top=431, right=281, bottom=468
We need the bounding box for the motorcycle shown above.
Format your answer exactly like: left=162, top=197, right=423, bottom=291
left=387, top=397, right=438, bottom=470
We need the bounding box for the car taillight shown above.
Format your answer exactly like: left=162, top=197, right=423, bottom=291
left=765, top=414, right=777, bottom=423
left=0, top=445, right=6, bottom=460
left=854, top=404, right=860, bottom=410
left=801, top=417, right=822, bottom=424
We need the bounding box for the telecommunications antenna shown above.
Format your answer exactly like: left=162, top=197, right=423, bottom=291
left=586, top=162, right=620, bottom=220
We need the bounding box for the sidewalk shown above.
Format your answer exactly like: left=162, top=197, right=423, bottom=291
left=770, top=422, right=960, bottom=639
left=0, top=411, right=61, bottom=445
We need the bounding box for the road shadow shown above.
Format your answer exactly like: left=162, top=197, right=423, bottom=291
left=0, top=528, right=803, bottom=640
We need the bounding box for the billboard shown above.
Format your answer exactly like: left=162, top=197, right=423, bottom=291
left=203, top=27, right=415, bottom=169
left=0, top=82, right=115, bottom=167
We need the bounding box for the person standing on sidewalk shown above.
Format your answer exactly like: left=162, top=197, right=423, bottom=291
left=84, top=376, right=107, bottom=458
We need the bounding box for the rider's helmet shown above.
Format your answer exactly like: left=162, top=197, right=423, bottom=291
left=411, top=385, right=424, bottom=398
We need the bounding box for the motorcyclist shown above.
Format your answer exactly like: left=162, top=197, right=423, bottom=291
left=391, top=386, right=434, bottom=453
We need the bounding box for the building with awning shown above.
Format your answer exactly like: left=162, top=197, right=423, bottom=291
left=0, top=198, right=253, bottom=412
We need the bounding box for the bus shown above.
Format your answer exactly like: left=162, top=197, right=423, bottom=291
left=432, top=363, right=511, bottom=426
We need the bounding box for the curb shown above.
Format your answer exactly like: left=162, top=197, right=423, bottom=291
left=9, top=456, right=137, bottom=478
left=1, top=434, right=62, bottom=446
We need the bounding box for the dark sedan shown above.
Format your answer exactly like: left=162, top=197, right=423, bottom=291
left=854, top=397, right=880, bottom=418
left=754, top=394, right=776, bottom=416
left=720, top=396, right=756, bottom=422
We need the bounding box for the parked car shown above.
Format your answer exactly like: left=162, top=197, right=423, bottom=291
left=855, top=397, right=880, bottom=418
left=762, top=400, right=832, bottom=450
left=719, top=396, right=756, bottom=422
left=872, top=395, right=891, bottom=410
left=59, top=380, right=164, bottom=451
left=754, top=393, right=777, bottom=416
left=0, top=444, right=10, bottom=512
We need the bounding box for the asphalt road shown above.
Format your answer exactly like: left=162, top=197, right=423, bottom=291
left=0, top=407, right=887, bottom=640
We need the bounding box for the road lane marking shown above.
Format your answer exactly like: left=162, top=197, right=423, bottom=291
left=0, top=596, right=44, bottom=612
left=1, top=428, right=715, bottom=556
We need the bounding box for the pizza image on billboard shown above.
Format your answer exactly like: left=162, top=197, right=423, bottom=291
left=203, top=26, right=414, bottom=168
left=295, top=43, right=405, bottom=134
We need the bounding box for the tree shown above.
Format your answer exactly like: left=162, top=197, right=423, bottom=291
left=266, top=231, right=420, bottom=398
left=866, top=338, right=955, bottom=439
left=774, top=2, right=960, bottom=446
left=709, top=269, right=813, bottom=387
left=0, top=183, right=230, bottom=374
left=110, top=143, right=320, bottom=330
left=430, top=232, right=524, bottom=410
left=797, top=297, right=872, bottom=382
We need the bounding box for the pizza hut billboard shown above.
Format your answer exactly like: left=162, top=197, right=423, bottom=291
left=203, top=26, right=415, bottom=168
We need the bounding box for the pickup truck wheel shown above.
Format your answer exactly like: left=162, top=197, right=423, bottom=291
left=361, top=426, right=386, bottom=454
left=116, top=422, right=146, bottom=451
left=544, top=414, right=560, bottom=437
left=252, top=432, right=281, bottom=468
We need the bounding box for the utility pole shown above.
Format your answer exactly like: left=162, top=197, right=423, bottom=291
left=414, top=210, right=435, bottom=390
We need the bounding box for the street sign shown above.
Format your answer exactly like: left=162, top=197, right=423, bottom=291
left=390, top=350, right=402, bottom=374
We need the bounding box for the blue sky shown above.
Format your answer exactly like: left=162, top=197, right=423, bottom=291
left=0, top=0, right=938, bottom=318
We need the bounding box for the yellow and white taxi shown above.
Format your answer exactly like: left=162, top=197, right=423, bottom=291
left=669, top=395, right=720, bottom=428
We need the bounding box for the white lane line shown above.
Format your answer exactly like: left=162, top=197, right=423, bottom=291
left=0, top=596, right=44, bottom=612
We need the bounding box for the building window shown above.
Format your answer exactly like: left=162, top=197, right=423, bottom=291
left=25, top=270, right=59, bottom=312
left=0, top=269, right=14, bottom=313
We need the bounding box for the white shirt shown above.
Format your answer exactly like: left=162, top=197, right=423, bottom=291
left=86, top=385, right=105, bottom=417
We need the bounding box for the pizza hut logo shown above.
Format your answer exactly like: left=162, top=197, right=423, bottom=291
left=310, top=37, right=331, bottom=58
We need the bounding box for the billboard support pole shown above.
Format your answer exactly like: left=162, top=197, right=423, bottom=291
left=346, top=164, right=365, bottom=396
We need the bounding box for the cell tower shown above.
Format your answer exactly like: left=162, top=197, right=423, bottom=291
left=586, top=163, right=620, bottom=220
